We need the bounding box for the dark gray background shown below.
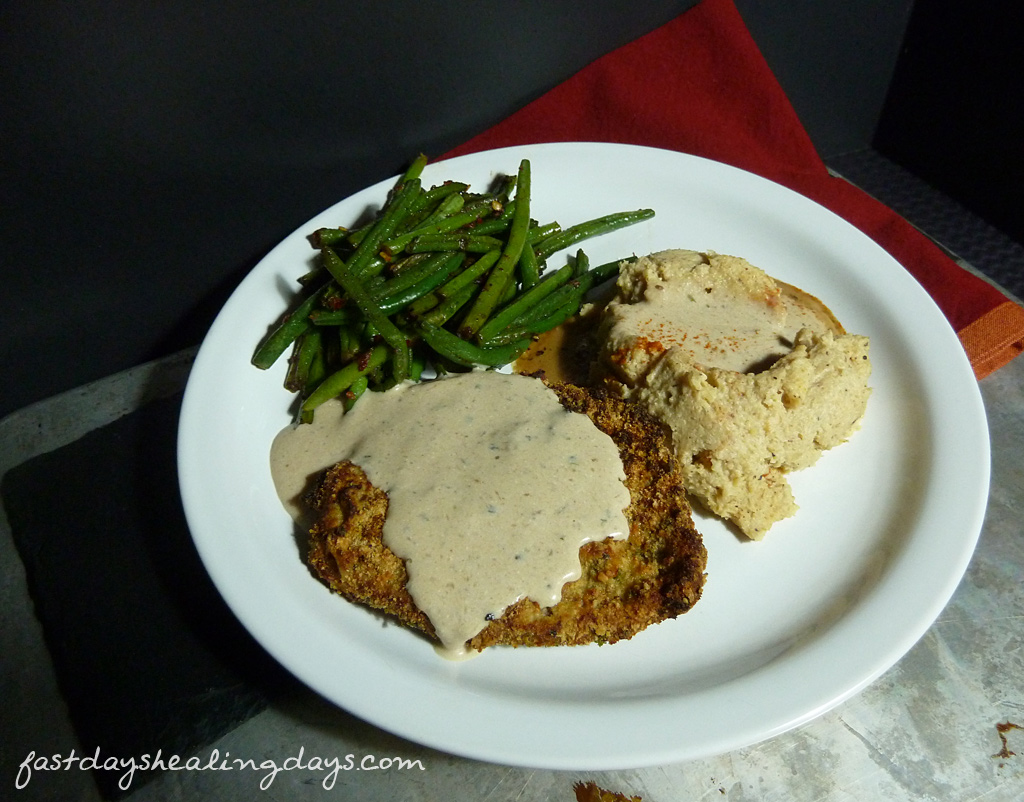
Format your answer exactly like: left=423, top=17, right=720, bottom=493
left=2, top=0, right=1017, bottom=419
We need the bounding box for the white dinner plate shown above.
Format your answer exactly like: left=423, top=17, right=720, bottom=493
left=178, top=142, right=990, bottom=769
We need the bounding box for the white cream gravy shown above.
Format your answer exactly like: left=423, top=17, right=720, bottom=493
left=270, top=371, right=630, bottom=659
left=609, top=253, right=833, bottom=374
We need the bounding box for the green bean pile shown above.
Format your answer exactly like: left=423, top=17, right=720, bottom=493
left=251, top=154, right=654, bottom=420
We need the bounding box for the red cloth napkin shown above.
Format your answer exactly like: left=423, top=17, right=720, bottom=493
left=445, top=0, right=1024, bottom=379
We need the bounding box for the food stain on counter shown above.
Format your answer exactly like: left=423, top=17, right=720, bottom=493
left=993, top=720, right=1022, bottom=761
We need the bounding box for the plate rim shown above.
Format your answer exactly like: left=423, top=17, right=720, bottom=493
left=177, top=141, right=990, bottom=769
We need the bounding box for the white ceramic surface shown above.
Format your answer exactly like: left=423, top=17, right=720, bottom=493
left=178, top=142, right=990, bottom=770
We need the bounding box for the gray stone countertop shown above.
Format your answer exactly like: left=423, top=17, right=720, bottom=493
left=132, top=350, right=1024, bottom=802
left=1, top=283, right=1022, bottom=801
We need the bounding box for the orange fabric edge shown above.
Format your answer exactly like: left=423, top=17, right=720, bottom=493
left=958, top=300, right=1024, bottom=380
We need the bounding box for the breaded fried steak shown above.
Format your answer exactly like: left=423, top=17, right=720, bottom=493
left=305, top=381, right=706, bottom=653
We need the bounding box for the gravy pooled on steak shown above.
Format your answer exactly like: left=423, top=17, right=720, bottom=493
left=271, top=371, right=631, bottom=658
left=302, top=380, right=707, bottom=656
left=596, top=249, right=871, bottom=539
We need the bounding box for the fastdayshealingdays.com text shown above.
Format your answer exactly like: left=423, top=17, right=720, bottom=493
left=15, top=746, right=425, bottom=791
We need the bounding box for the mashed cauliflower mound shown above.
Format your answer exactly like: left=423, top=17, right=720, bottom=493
left=597, top=249, right=871, bottom=539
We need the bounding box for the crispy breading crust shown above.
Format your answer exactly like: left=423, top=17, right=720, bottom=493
left=305, top=381, right=707, bottom=652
